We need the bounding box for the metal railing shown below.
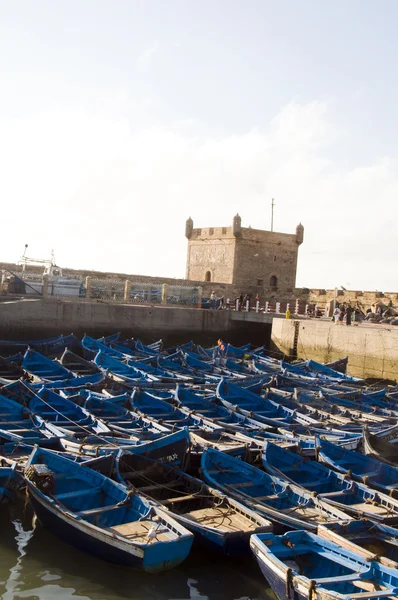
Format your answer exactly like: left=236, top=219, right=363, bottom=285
left=0, top=269, right=325, bottom=316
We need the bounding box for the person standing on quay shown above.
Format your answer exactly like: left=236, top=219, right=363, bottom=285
left=346, top=304, right=353, bottom=326
left=333, top=305, right=341, bottom=324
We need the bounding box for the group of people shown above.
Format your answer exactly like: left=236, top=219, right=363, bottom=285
left=209, top=291, right=261, bottom=311
left=236, top=293, right=260, bottom=311
left=333, top=300, right=397, bottom=326
left=332, top=301, right=364, bottom=326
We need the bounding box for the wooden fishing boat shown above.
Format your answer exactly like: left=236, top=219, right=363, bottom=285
left=200, top=448, right=352, bottom=531
left=25, top=447, right=193, bottom=572
left=0, top=394, right=62, bottom=448
left=250, top=530, right=398, bottom=600
left=67, top=391, right=171, bottom=439
left=114, top=451, right=272, bottom=555
left=319, top=520, right=398, bottom=568
left=363, top=427, right=398, bottom=465
left=175, top=386, right=272, bottom=436
left=22, top=349, right=104, bottom=387
left=0, top=334, right=79, bottom=359
left=216, top=380, right=321, bottom=429
left=316, top=437, right=398, bottom=496
left=59, top=427, right=191, bottom=461
left=58, top=349, right=102, bottom=376
left=325, top=356, right=349, bottom=374
left=94, top=350, right=156, bottom=384
left=114, top=428, right=191, bottom=466
left=262, top=441, right=398, bottom=522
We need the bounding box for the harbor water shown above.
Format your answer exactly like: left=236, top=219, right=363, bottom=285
left=0, top=503, right=276, bottom=600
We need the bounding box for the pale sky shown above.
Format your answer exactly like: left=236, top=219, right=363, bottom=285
left=1, top=0, right=397, bottom=291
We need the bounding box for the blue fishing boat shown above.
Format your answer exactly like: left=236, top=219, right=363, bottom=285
left=0, top=394, right=62, bottom=447
left=114, top=451, right=272, bottom=555
left=67, top=391, right=171, bottom=439
left=128, top=390, right=251, bottom=456
left=0, top=334, right=79, bottom=359
left=59, top=349, right=102, bottom=376
left=175, top=386, right=272, bottom=436
left=316, top=437, right=398, bottom=495
left=116, top=428, right=191, bottom=466
left=216, top=380, right=321, bottom=428
left=94, top=351, right=155, bottom=384
left=262, top=441, right=398, bottom=522
left=200, top=448, right=351, bottom=531
left=25, top=447, right=193, bottom=572
left=22, top=349, right=104, bottom=387
left=250, top=530, right=398, bottom=600
left=22, top=349, right=73, bottom=381
left=319, top=520, right=398, bottom=568
left=362, top=427, right=398, bottom=466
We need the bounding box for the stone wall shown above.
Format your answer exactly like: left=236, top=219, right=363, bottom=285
left=0, top=298, right=272, bottom=347
left=294, top=288, right=398, bottom=310
left=271, top=318, right=398, bottom=381
left=233, top=228, right=299, bottom=292
left=185, top=228, right=236, bottom=283
left=185, top=219, right=302, bottom=296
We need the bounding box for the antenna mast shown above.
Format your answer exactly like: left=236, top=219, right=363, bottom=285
left=271, top=198, right=275, bottom=232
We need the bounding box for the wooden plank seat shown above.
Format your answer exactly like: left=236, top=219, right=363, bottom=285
left=225, top=481, right=255, bottom=489
left=56, top=486, right=103, bottom=501
left=162, top=493, right=199, bottom=505
left=348, top=591, right=398, bottom=598
left=316, top=573, right=370, bottom=584
left=107, top=520, right=171, bottom=542
left=76, top=504, right=122, bottom=517
left=186, top=506, right=258, bottom=532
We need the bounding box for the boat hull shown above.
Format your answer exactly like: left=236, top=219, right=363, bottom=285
left=28, top=485, right=191, bottom=572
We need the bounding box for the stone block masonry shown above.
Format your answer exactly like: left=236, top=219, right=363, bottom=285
left=185, top=215, right=304, bottom=297
left=271, top=318, right=398, bottom=381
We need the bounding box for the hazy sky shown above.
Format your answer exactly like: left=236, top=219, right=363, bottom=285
left=1, top=0, right=397, bottom=291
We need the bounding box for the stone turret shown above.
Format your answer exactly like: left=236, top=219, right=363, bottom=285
left=232, top=213, right=242, bottom=237
left=296, top=223, right=304, bottom=245
left=185, top=217, right=193, bottom=239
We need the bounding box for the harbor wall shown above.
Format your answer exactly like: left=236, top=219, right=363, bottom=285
left=0, top=298, right=272, bottom=347
left=271, top=318, right=398, bottom=381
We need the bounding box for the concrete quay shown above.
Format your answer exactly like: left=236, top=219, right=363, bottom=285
left=0, top=298, right=272, bottom=347
left=271, top=318, right=398, bottom=381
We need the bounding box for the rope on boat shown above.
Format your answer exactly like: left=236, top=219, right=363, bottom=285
left=18, top=381, right=130, bottom=450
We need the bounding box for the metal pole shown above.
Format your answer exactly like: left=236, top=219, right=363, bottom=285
left=271, top=198, right=275, bottom=231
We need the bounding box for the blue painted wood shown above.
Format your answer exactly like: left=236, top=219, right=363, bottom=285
left=25, top=447, right=193, bottom=572
left=251, top=530, right=398, bottom=600
left=200, top=447, right=351, bottom=531
left=317, top=437, right=398, bottom=495
left=262, top=441, right=398, bottom=522
left=113, top=451, right=272, bottom=555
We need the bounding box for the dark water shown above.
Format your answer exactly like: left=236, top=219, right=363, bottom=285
left=0, top=503, right=276, bottom=600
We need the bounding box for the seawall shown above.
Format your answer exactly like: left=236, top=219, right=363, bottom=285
left=271, top=318, right=398, bottom=381
left=0, top=298, right=272, bottom=347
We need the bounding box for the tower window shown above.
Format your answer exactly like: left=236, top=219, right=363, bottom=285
left=273, top=255, right=277, bottom=262
left=209, top=228, right=214, bottom=235
left=257, top=279, right=264, bottom=286
left=205, top=271, right=211, bottom=282
left=270, top=275, right=278, bottom=289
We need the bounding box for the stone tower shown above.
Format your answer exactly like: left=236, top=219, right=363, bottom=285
left=185, top=215, right=303, bottom=293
